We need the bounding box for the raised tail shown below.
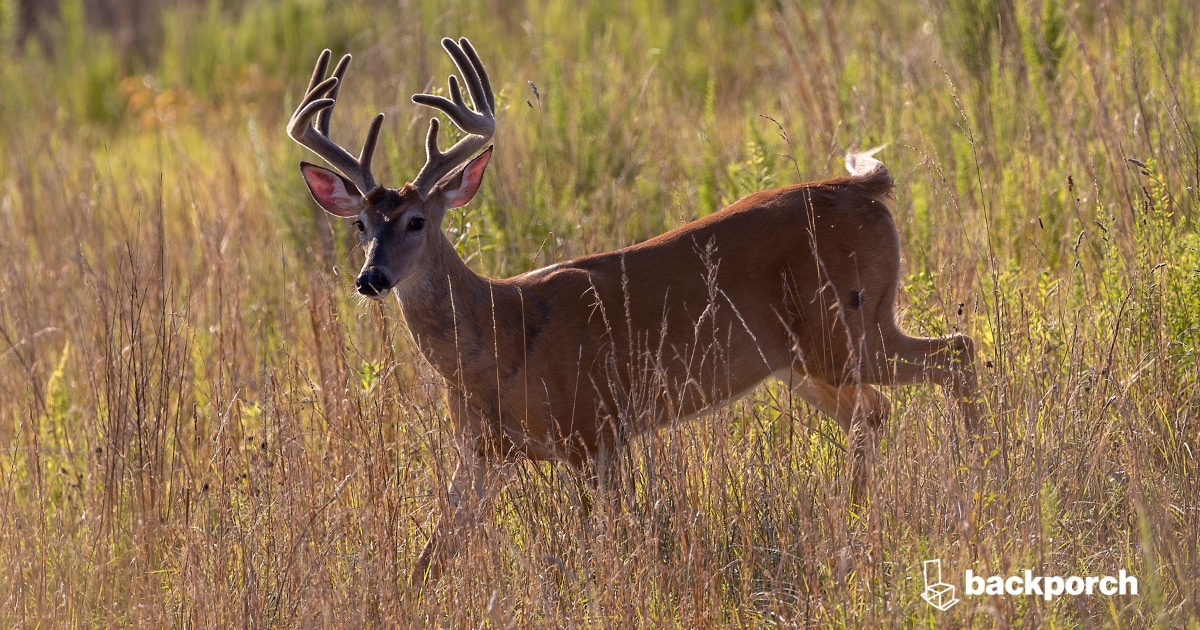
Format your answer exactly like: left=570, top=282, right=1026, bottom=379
left=844, top=145, right=893, bottom=199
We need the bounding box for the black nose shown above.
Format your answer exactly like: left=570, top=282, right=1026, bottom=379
left=355, top=269, right=389, bottom=297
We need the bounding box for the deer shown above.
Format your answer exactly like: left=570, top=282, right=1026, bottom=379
left=287, top=37, right=982, bottom=587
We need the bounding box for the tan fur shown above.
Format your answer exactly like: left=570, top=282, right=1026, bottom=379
left=395, top=160, right=981, bottom=584
left=288, top=41, right=981, bottom=588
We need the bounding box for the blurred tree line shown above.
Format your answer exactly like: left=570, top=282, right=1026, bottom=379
left=10, top=0, right=176, bottom=70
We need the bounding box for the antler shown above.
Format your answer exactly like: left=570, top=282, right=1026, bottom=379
left=410, top=37, right=496, bottom=198
left=287, top=49, right=383, bottom=194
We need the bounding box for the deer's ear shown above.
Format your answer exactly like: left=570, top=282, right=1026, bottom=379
left=300, top=162, right=363, bottom=217
left=429, top=146, right=492, bottom=209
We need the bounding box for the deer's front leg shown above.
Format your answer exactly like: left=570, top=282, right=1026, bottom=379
left=411, top=411, right=513, bottom=588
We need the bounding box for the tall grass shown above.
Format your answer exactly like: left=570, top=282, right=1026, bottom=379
left=1, top=0, right=1197, bottom=626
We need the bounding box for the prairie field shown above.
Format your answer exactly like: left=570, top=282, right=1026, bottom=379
left=1, top=0, right=1198, bottom=627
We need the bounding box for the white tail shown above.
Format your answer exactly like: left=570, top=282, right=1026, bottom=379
left=287, top=38, right=982, bottom=587
left=845, top=144, right=888, bottom=176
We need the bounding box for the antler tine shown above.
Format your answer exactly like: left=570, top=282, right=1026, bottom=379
left=359, top=113, right=384, bottom=179
left=410, top=37, right=496, bottom=198
left=287, top=50, right=381, bottom=193
left=304, top=48, right=332, bottom=98
left=457, top=38, right=495, bottom=115
left=316, top=53, right=352, bottom=138
left=442, top=37, right=493, bottom=120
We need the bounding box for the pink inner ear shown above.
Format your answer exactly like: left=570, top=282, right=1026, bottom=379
left=445, top=148, right=492, bottom=208
left=301, top=164, right=360, bottom=217
left=465, top=148, right=492, bottom=181
left=306, top=170, right=338, bottom=197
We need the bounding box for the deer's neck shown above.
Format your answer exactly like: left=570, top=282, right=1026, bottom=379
left=395, top=234, right=509, bottom=390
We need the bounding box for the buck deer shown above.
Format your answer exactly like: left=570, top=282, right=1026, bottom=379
left=288, top=38, right=982, bottom=586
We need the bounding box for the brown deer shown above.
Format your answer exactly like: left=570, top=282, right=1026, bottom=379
left=287, top=38, right=982, bottom=586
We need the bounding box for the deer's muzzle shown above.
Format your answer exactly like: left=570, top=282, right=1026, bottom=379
left=355, top=269, right=391, bottom=298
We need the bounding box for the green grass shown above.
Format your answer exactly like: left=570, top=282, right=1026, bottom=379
left=1, top=0, right=1198, bottom=626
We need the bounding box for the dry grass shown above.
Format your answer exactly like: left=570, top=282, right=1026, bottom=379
left=1, top=0, right=1197, bottom=626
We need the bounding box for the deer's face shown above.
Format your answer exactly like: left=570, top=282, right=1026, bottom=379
left=347, top=185, right=442, bottom=299
left=299, top=147, right=492, bottom=300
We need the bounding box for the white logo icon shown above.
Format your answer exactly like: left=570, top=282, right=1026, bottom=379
left=922, top=559, right=960, bottom=611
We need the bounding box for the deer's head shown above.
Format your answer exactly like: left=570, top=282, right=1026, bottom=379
left=288, top=39, right=495, bottom=299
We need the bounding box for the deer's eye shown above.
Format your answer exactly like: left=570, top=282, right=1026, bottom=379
left=408, top=217, right=425, bottom=231
left=353, top=220, right=365, bottom=232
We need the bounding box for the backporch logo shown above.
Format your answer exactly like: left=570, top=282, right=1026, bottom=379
left=921, top=559, right=1138, bottom=610
left=921, top=559, right=959, bottom=611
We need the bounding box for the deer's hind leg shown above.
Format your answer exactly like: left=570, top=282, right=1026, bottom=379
left=786, top=373, right=890, bottom=501
left=872, top=327, right=982, bottom=434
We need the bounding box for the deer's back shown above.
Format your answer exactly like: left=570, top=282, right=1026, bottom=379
left=482, top=177, right=901, bottom=461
